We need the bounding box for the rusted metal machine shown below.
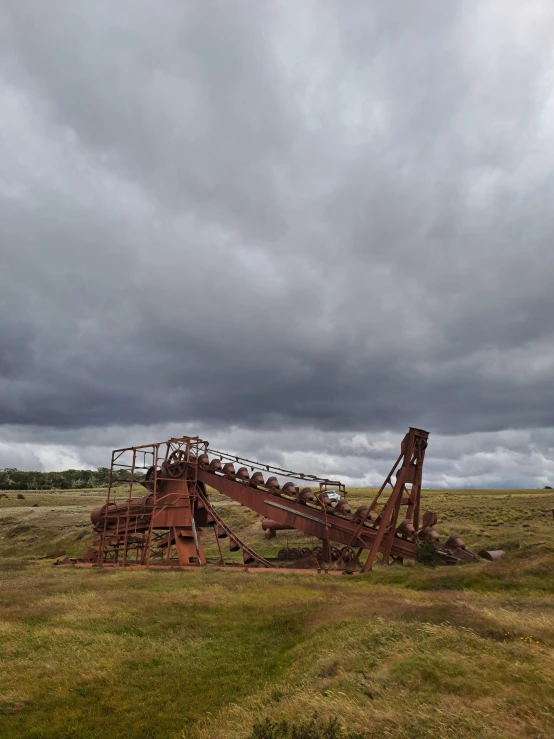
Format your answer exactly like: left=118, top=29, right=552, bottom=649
left=68, top=427, right=489, bottom=573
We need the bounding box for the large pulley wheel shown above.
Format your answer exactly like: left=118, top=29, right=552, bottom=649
left=165, top=449, right=188, bottom=478
left=168, top=449, right=188, bottom=463
left=166, top=464, right=185, bottom=478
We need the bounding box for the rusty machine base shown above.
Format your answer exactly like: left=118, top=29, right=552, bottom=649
left=60, top=427, right=500, bottom=573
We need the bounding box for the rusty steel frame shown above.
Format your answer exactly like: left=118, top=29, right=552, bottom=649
left=67, top=427, right=485, bottom=573
left=97, top=436, right=208, bottom=567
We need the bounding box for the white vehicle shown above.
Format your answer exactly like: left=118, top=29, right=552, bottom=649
left=323, top=490, right=341, bottom=503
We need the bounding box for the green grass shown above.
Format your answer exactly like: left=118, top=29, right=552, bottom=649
left=1, top=487, right=553, bottom=738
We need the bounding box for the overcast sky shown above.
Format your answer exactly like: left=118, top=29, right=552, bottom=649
left=1, top=0, right=553, bottom=488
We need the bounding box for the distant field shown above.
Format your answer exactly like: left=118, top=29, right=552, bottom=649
left=1, top=487, right=553, bottom=738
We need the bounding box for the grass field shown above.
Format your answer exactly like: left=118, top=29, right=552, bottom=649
left=1, top=486, right=553, bottom=738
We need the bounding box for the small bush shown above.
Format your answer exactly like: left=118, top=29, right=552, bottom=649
left=318, top=659, right=340, bottom=678
left=415, top=539, right=441, bottom=566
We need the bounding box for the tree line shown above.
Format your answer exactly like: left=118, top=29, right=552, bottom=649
left=0, top=468, right=144, bottom=491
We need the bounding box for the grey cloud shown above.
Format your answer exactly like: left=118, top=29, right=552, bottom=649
left=0, top=441, right=42, bottom=471
left=1, top=424, right=553, bottom=489
left=1, top=1, right=554, bottom=485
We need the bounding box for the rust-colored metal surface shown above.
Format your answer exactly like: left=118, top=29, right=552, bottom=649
left=65, top=428, right=494, bottom=573
left=478, top=549, right=505, bottom=561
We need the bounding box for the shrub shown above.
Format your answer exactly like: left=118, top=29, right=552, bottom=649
left=415, top=539, right=441, bottom=566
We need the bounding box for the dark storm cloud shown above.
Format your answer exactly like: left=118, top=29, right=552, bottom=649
left=1, top=0, right=554, bottom=457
